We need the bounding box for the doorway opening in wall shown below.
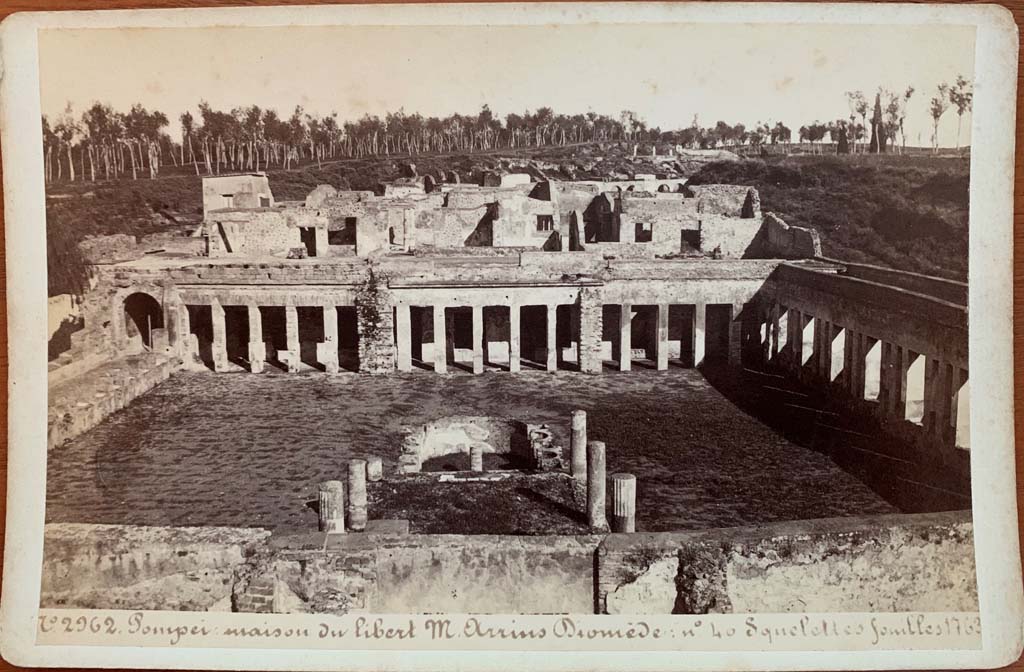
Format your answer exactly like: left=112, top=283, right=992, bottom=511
left=635, top=222, right=653, bottom=243
left=337, top=306, right=359, bottom=372
left=904, top=352, right=926, bottom=424
left=300, top=227, right=316, bottom=257
left=555, top=304, right=580, bottom=372
left=676, top=304, right=698, bottom=368
left=445, top=307, right=474, bottom=373
left=223, top=305, right=249, bottom=367
left=536, top=215, right=554, bottom=233
left=123, top=292, right=163, bottom=350
left=863, top=339, right=882, bottom=401
left=186, top=304, right=214, bottom=369
left=705, top=304, right=732, bottom=364
left=800, top=317, right=815, bottom=367
left=389, top=227, right=396, bottom=246
left=483, top=306, right=512, bottom=371
left=601, top=304, right=619, bottom=369
left=519, top=305, right=548, bottom=370
left=259, top=306, right=288, bottom=371
left=297, top=307, right=325, bottom=371
left=830, top=328, right=846, bottom=382
left=680, top=229, right=701, bottom=253
left=629, top=305, right=658, bottom=367
left=409, top=306, right=431, bottom=370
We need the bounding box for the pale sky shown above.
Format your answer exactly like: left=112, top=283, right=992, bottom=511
left=39, top=22, right=975, bottom=146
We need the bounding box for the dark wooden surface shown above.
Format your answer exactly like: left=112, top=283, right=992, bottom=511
left=0, top=0, right=1018, bottom=670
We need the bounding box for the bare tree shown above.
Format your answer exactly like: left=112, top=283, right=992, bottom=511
left=845, top=91, right=869, bottom=154
left=930, top=83, right=951, bottom=153
left=948, top=75, right=974, bottom=152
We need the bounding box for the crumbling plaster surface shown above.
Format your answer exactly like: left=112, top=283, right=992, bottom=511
left=41, top=523, right=269, bottom=611
left=600, top=510, right=976, bottom=615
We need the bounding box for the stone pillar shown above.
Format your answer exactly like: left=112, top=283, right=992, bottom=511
left=789, top=310, right=803, bottom=374
left=655, top=303, right=669, bottom=371
left=892, top=346, right=910, bottom=418
left=610, top=473, right=636, bottom=533
left=570, top=410, right=587, bottom=481
left=693, top=303, right=706, bottom=368
left=923, top=357, right=939, bottom=435
left=320, top=305, right=340, bottom=374
left=842, top=326, right=855, bottom=392
left=395, top=304, right=412, bottom=372
left=470, top=445, right=484, bottom=472
left=619, top=303, right=632, bottom=372
left=177, top=304, right=194, bottom=358
left=546, top=304, right=558, bottom=372
left=818, top=320, right=832, bottom=382
left=586, top=441, right=608, bottom=532
left=577, top=288, right=605, bottom=374
left=769, top=303, right=781, bottom=360
left=472, top=304, right=484, bottom=374
left=210, top=300, right=229, bottom=372
left=367, top=456, right=383, bottom=482
left=933, top=361, right=953, bottom=441
left=247, top=304, right=265, bottom=373
left=849, top=332, right=864, bottom=398
left=877, top=342, right=893, bottom=417
left=509, top=305, right=521, bottom=373
left=318, top=481, right=345, bottom=533
left=728, top=303, right=743, bottom=366
left=282, top=304, right=300, bottom=372
left=433, top=305, right=447, bottom=374
left=347, top=459, right=368, bottom=532
left=314, top=228, right=328, bottom=258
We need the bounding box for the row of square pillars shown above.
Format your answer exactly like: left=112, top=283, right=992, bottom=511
left=393, top=302, right=743, bottom=374
left=190, top=301, right=358, bottom=373
left=756, top=303, right=970, bottom=449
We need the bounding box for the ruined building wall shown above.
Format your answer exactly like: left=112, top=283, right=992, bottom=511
left=761, top=212, right=823, bottom=258
left=41, top=510, right=974, bottom=615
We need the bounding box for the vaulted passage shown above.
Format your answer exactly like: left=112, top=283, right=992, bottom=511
left=123, top=292, right=163, bottom=349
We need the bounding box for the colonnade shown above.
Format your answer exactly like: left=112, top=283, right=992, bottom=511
left=760, top=302, right=969, bottom=449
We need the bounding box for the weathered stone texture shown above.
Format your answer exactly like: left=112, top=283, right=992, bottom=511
left=355, top=271, right=395, bottom=374
left=578, top=287, right=604, bottom=373
left=599, top=510, right=976, bottom=615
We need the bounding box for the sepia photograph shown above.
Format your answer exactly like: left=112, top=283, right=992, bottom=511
left=0, top=2, right=1021, bottom=669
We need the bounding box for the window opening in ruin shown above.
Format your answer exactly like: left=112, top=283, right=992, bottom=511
left=830, top=328, right=846, bottom=381
left=259, top=196, right=271, bottom=207
left=327, top=230, right=347, bottom=245
left=536, top=215, right=554, bottom=233
left=955, top=374, right=970, bottom=449
left=801, top=317, right=815, bottom=366
left=774, top=311, right=789, bottom=360
left=635, top=222, right=653, bottom=243
left=863, top=339, right=882, bottom=401
left=221, top=193, right=234, bottom=208
left=904, top=353, right=926, bottom=423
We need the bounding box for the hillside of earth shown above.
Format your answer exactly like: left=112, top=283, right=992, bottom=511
left=687, top=154, right=969, bottom=281
left=43, top=143, right=969, bottom=296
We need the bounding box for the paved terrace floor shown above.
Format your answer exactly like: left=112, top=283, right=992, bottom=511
left=45, top=369, right=895, bottom=533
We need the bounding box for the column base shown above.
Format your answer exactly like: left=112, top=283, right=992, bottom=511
left=278, top=349, right=301, bottom=373
left=317, top=342, right=340, bottom=374
left=248, top=342, right=266, bottom=373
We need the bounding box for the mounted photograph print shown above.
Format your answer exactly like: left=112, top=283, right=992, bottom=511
left=0, top=2, right=1020, bottom=670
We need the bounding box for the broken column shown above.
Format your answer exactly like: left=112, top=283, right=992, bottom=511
left=347, top=459, right=368, bottom=532
left=247, top=304, right=265, bottom=373
left=470, top=445, right=484, bottom=472
left=319, top=305, right=340, bottom=374
left=318, top=480, right=345, bottom=533
left=610, top=473, right=636, bottom=533
left=367, top=456, right=383, bottom=482
left=586, top=440, right=608, bottom=531
left=210, top=299, right=229, bottom=372
left=570, top=410, right=587, bottom=481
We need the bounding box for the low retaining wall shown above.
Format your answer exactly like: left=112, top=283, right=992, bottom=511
left=47, top=354, right=177, bottom=450
left=598, top=511, right=977, bottom=614
left=41, top=510, right=976, bottom=615
left=42, top=523, right=270, bottom=611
